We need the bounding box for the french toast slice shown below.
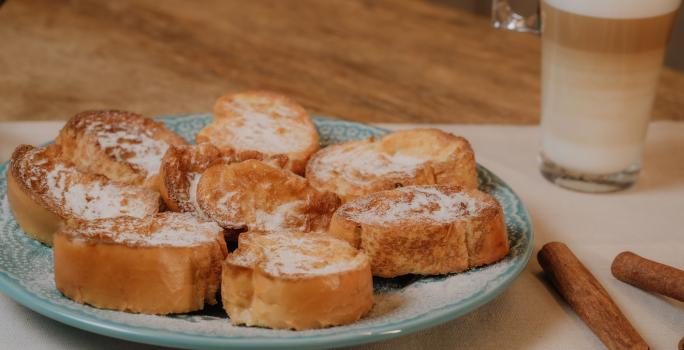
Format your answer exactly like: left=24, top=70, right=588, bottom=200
left=222, top=231, right=373, bottom=330
left=56, top=110, right=188, bottom=190
left=328, top=185, right=509, bottom=277
left=159, top=143, right=287, bottom=215
left=195, top=91, right=319, bottom=175
left=306, top=128, right=477, bottom=202
left=195, top=159, right=340, bottom=233
left=53, top=212, right=227, bottom=315
left=7, top=144, right=160, bottom=245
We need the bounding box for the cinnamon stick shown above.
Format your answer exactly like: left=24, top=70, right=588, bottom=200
left=538, top=242, right=649, bottom=350
left=611, top=251, right=684, bottom=302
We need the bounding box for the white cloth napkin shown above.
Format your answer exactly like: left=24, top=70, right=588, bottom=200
left=0, top=121, right=682, bottom=350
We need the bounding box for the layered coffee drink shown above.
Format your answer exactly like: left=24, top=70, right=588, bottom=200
left=540, top=0, right=680, bottom=190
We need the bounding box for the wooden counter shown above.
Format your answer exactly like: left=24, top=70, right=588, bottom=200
left=1, top=0, right=683, bottom=123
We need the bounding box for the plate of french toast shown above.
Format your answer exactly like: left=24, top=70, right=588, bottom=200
left=0, top=92, right=533, bottom=349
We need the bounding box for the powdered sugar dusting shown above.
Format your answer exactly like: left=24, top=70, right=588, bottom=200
left=17, top=217, right=518, bottom=339
left=58, top=257, right=515, bottom=338
left=210, top=191, right=243, bottom=228
left=263, top=241, right=362, bottom=276
left=46, top=164, right=155, bottom=220
left=206, top=114, right=312, bottom=154
left=342, top=186, right=487, bottom=225
left=63, top=183, right=153, bottom=220
left=312, top=142, right=429, bottom=185
left=254, top=200, right=307, bottom=232
left=86, top=122, right=169, bottom=179
left=187, top=173, right=208, bottom=219
left=17, top=146, right=157, bottom=221
left=367, top=257, right=514, bottom=320
left=230, top=233, right=366, bottom=277
left=201, top=187, right=310, bottom=232
left=230, top=246, right=260, bottom=267
left=0, top=116, right=531, bottom=342
left=72, top=212, right=222, bottom=247
left=1, top=194, right=10, bottom=223
left=228, top=97, right=298, bottom=119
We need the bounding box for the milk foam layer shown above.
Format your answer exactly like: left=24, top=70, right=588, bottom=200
left=544, top=0, right=681, bottom=19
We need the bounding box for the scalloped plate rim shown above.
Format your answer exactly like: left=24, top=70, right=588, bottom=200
left=0, top=115, right=534, bottom=350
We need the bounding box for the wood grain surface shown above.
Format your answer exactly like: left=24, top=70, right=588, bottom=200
left=0, top=0, right=683, bottom=123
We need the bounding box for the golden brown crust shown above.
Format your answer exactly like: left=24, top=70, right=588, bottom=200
left=306, top=128, right=478, bottom=202
left=56, top=110, right=188, bottom=190
left=221, top=231, right=373, bottom=330
left=466, top=203, right=510, bottom=267
left=212, top=91, right=308, bottom=120
left=159, top=143, right=288, bottom=213
left=6, top=162, right=63, bottom=245
left=8, top=144, right=61, bottom=213
left=196, top=91, right=319, bottom=175
left=7, top=144, right=160, bottom=245
left=196, top=159, right=340, bottom=233
left=53, top=213, right=227, bottom=315
left=328, top=185, right=509, bottom=277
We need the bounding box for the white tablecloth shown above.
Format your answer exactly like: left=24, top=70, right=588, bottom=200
left=0, top=121, right=682, bottom=350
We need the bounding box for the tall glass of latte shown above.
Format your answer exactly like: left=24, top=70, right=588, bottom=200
left=493, top=0, right=681, bottom=192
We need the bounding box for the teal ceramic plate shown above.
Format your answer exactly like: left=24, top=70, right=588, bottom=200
left=0, top=115, right=533, bottom=349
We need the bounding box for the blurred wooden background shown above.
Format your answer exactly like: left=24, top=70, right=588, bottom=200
left=0, top=0, right=683, bottom=123
left=452, top=0, right=684, bottom=70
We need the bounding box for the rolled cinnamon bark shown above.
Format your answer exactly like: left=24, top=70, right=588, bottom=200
left=611, top=251, right=684, bottom=302
left=538, top=242, right=649, bottom=350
